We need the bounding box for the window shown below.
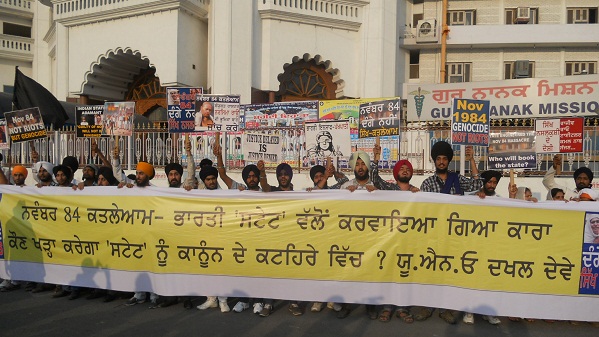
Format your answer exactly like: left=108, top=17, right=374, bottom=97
left=409, top=50, right=420, bottom=79
left=505, top=8, right=538, bottom=24
left=445, top=63, right=471, bottom=83
left=2, top=23, right=32, bottom=38
left=447, top=10, right=476, bottom=26
left=504, top=61, right=535, bottom=79
left=567, top=8, right=598, bottom=24
left=566, top=62, right=597, bottom=75
left=3, top=85, right=14, bottom=94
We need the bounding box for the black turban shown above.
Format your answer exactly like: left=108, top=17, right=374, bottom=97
left=276, top=163, right=293, bottom=180
left=431, top=141, right=454, bottom=162
left=574, top=167, right=593, bottom=183
left=62, top=156, right=79, bottom=174
left=310, top=165, right=326, bottom=182
left=242, top=164, right=260, bottom=183
left=52, top=164, right=73, bottom=180
left=98, top=167, right=119, bottom=186
left=481, top=170, right=502, bottom=183
left=165, top=163, right=183, bottom=176
left=199, top=166, right=218, bottom=182
left=199, top=158, right=213, bottom=168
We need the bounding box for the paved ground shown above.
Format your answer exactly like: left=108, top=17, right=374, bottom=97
left=1, top=288, right=598, bottom=337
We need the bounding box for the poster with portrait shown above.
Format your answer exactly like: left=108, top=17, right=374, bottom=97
left=243, top=101, right=318, bottom=128
left=167, top=87, right=203, bottom=133
left=358, top=98, right=401, bottom=138
left=76, top=105, right=104, bottom=138
left=580, top=211, right=599, bottom=295
left=304, top=121, right=351, bottom=159
left=194, top=95, right=240, bottom=132
left=4, top=107, right=47, bottom=143
left=102, top=102, right=135, bottom=136
left=0, top=119, right=8, bottom=150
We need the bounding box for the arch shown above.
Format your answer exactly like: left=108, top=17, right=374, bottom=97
left=79, top=47, right=158, bottom=101
left=125, top=67, right=167, bottom=117
left=276, top=53, right=344, bottom=100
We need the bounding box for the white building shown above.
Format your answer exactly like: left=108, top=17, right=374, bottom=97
left=399, top=0, right=599, bottom=95
left=2, top=0, right=597, bottom=117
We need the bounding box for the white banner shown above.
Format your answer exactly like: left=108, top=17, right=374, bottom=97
left=407, top=74, right=599, bottom=121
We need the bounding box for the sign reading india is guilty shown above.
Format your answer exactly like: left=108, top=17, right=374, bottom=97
left=0, top=187, right=597, bottom=321
left=488, top=131, right=536, bottom=169
left=535, top=118, right=584, bottom=154
left=451, top=98, right=490, bottom=146
left=358, top=98, right=401, bottom=138
left=407, top=74, right=599, bottom=121
left=242, top=131, right=282, bottom=163
left=4, top=107, right=47, bottom=143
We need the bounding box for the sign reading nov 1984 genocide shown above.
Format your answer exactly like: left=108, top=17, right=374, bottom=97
left=451, top=98, right=490, bottom=146
left=0, top=187, right=598, bottom=321
left=535, top=117, right=584, bottom=154
left=358, top=98, right=401, bottom=138
left=488, top=131, right=536, bottom=169
left=4, top=107, right=47, bottom=142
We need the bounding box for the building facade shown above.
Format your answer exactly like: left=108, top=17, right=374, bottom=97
left=399, top=0, right=599, bottom=96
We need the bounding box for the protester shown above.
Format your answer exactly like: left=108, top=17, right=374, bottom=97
left=371, top=144, right=416, bottom=323
left=420, top=141, right=482, bottom=324
left=543, top=154, right=593, bottom=200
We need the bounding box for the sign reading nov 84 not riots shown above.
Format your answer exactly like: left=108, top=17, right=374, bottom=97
left=4, top=107, right=47, bottom=142
left=358, top=98, right=401, bottom=138
left=0, top=187, right=598, bottom=321
left=451, top=98, right=490, bottom=146
left=535, top=118, right=584, bottom=154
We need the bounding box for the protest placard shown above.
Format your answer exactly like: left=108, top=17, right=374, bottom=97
left=535, top=118, right=584, bottom=153
left=305, top=120, right=350, bottom=159
left=194, top=95, right=240, bottom=132
left=488, top=131, right=536, bottom=169
left=243, top=131, right=283, bottom=164
left=451, top=98, right=490, bottom=146
left=358, top=98, right=401, bottom=138
left=243, top=101, right=318, bottom=128
left=4, top=107, right=47, bottom=143
left=76, top=105, right=104, bottom=138
left=167, top=87, right=203, bottom=133
left=102, top=102, right=135, bottom=136
left=0, top=119, right=8, bottom=150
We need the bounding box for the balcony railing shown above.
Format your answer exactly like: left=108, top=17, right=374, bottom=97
left=0, top=34, right=34, bottom=61
left=52, top=0, right=209, bottom=21
left=0, top=0, right=33, bottom=12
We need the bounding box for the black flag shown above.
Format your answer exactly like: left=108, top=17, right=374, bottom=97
left=12, top=67, right=69, bottom=128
